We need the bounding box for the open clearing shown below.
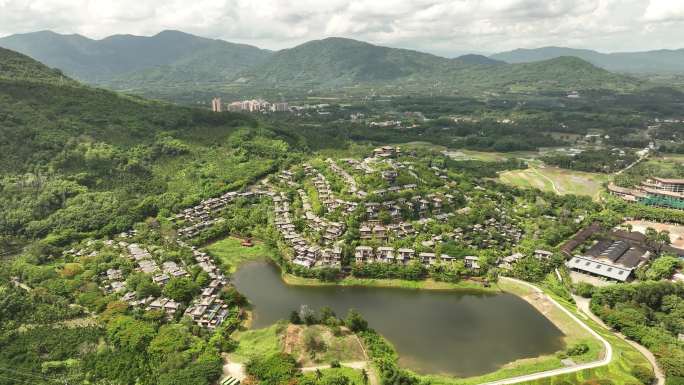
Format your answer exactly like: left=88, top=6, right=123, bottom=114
left=499, top=166, right=610, bottom=199
left=205, top=236, right=272, bottom=272
left=625, top=219, right=684, bottom=248
left=283, top=324, right=367, bottom=366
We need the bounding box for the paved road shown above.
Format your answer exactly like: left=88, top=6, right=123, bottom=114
left=573, top=296, right=665, bottom=385
left=481, top=278, right=613, bottom=385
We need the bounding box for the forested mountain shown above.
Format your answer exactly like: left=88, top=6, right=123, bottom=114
left=1, top=31, right=642, bottom=100
left=454, top=54, right=505, bottom=66
left=0, top=48, right=293, bottom=253
left=0, top=30, right=272, bottom=83
left=242, top=37, right=452, bottom=85
left=492, top=46, right=684, bottom=74
left=0, top=47, right=73, bottom=84
left=239, top=38, right=639, bottom=93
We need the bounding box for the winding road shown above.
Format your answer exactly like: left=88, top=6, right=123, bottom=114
left=573, top=296, right=665, bottom=385
left=481, top=278, right=613, bottom=385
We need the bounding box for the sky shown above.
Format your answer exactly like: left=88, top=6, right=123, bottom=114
left=1, top=0, right=684, bottom=57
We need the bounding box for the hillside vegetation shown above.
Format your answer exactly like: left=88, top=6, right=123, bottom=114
left=492, top=46, right=684, bottom=74
left=0, top=30, right=272, bottom=84
left=0, top=31, right=642, bottom=100
left=0, top=48, right=295, bottom=253
left=0, top=47, right=73, bottom=84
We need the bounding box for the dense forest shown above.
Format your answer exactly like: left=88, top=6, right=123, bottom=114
left=591, top=281, right=684, bottom=383
left=0, top=50, right=304, bottom=256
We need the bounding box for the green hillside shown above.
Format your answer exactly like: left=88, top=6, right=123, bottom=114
left=468, top=56, right=642, bottom=92
left=0, top=31, right=643, bottom=99
left=492, top=46, right=684, bottom=74
left=0, top=47, right=73, bottom=84
left=240, top=39, right=640, bottom=94
left=0, top=30, right=272, bottom=83
left=0, top=47, right=294, bottom=250
left=243, top=37, right=453, bottom=86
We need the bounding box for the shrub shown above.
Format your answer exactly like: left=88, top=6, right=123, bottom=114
left=631, top=365, right=655, bottom=385
left=574, top=282, right=595, bottom=298
left=566, top=343, right=590, bottom=356
left=245, top=353, right=299, bottom=385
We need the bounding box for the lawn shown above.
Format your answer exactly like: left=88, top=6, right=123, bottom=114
left=499, top=166, right=610, bottom=200
left=229, top=322, right=285, bottom=363
left=204, top=237, right=273, bottom=273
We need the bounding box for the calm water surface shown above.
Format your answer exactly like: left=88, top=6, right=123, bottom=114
left=233, top=261, right=564, bottom=377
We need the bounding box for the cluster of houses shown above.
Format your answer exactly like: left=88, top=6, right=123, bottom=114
left=371, top=184, right=417, bottom=197
left=373, top=146, right=401, bottom=158
left=364, top=194, right=450, bottom=221
left=119, top=242, right=188, bottom=317
left=303, top=165, right=359, bottom=213
left=343, top=158, right=374, bottom=175
left=353, top=246, right=481, bottom=270
left=498, top=249, right=554, bottom=270
left=297, top=189, right=347, bottom=243
left=452, top=216, right=523, bottom=248
left=359, top=222, right=416, bottom=240
left=608, top=177, right=684, bottom=211
left=272, top=191, right=343, bottom=269
left=183, top=245, right=232, bottom=329
left=174, top=190, right=267, bottom=237
left=326, top=158, right=362, bottom=195
left=83, top=226, right=237, bottom=328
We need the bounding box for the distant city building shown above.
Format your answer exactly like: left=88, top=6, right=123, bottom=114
left=211, top=97, right=222, bottom=112
left=225, top=99, right=290, bottom=113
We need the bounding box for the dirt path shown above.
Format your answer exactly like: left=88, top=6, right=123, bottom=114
left=222, top=354, right=246, bottom=381
left=573, top=296, right=665, bottom=385
left=530, top=167, right=561, bottom=194
left=483, top=278, right=612, bottom=385
left=614, top=152, right=649, bottom=176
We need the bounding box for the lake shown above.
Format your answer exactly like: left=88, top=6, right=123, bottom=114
left=232, top=261, right=565, bottom=377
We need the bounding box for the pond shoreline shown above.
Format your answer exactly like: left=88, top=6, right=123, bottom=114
left=281, top=271, right=500, bottom=292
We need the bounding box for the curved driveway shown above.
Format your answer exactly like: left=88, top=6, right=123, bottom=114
left=480, top=278, right=613, bottom=385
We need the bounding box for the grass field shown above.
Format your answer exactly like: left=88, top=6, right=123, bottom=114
left=499, top=166, right=610, bottom=200
left=229, top=322, right=285, bottom=363
left=204, top=237, right=273, bottom=273
left=284, top=324, right=366, bottom=366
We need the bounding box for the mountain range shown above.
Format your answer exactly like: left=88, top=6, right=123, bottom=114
left=491, top=46, right=684, bottom=74
left=0, top=30, right=647, bottom=99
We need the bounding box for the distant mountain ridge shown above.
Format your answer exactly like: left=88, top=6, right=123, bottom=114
left=0, top=31, right=643, bottom=97
left=0, top=30, right=272, bottom=83
left=491, top=46, right=684, bottom=74
left=0, top=47, right=75, bottom=84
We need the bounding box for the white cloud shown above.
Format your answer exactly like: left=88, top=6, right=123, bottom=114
left=644, top=0, right=684, bottom=21
left=0, top=0, right=682, bottom=54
